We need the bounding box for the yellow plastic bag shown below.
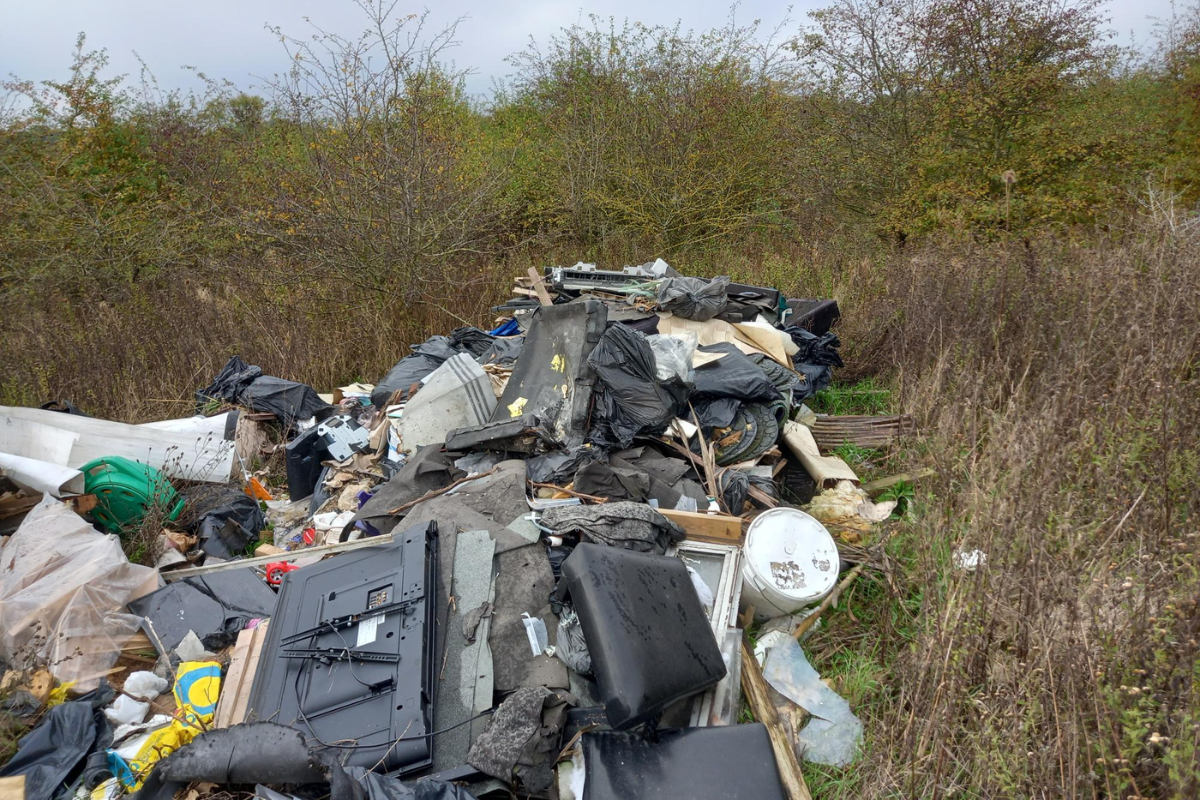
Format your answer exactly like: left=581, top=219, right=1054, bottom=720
left=45, top=679, right=76, bottom=707
left=111, top=661, right=222, bottom=790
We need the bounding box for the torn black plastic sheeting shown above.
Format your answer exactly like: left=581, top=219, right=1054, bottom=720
left=127, top=568, right=279, bottom=655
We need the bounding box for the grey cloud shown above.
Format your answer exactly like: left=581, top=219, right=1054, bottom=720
left=0, top=0, right=1175, bottom=102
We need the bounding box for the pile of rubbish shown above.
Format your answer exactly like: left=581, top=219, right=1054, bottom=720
left=0, top=261, right=915, bottom=800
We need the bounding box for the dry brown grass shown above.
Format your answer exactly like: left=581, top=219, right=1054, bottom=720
left=794, top=224, right=1200, bottom=798
left=0, top=260, right=512, bottom=422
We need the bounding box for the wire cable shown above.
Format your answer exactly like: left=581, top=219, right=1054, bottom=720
left=291, top=657, right=493, bottom=752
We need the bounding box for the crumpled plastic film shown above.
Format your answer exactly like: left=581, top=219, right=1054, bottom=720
left=0, top=496, right=158, bottom=689
left=554, top=606, right=592, bottom=675
left=108, top=661, right=223, bottom=790
left=646, top=333, right=697, bottom=384
left=761, top=636, right=862, bottom=766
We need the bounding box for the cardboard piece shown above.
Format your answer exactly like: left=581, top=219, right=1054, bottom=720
left=0, top=776, right=25, bottom=800
left=732, top=318, right=797, bottom=364
left=780, top=420, right=859, bottom=488
left=657, top=313, right=792, bottom=366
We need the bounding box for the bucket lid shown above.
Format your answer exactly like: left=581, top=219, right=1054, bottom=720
left=744, top=508, right=839, bottom=603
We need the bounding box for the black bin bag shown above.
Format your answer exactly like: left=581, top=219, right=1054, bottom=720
left=656, top=276, right=730, bottom=322
left=587, top=323, right=687, bottom=450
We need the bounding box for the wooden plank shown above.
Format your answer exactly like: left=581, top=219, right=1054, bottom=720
left=861, top=468, right=937, bottom=498
left=233, top=624, right=270, bottom=725
left=68, top=494, right=99, bottom=514
left=214, top=621, right=269, bottom=728
left=254, top=543, right=285, bottom=557
left=658, top=509, right=744, bottom=545
left=740, top=639, right=813, bottom=800
left=213, top=628, right=253, bottom=727
left=792, top=562, right=865, bottom=640
left=0, top=494, right=39, bottom=520
left=527, top=267, right=553, bottom=305
left=0, top=776, right=26, bottom=800
left=162, top=533, right=396, bottom=582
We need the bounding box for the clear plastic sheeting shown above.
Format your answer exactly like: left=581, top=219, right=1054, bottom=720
left=761, top=635, right=862, bottom=766
left=686, top=566, right=715, bottom=610
left=521, top=612, right=550, bottom=656
left=0, top=496, right=157, bottom=689
left=646, top=333, right=697, bottom=384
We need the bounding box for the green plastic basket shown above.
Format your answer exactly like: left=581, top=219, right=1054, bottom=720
left=81, top=456, right=185, bottom=534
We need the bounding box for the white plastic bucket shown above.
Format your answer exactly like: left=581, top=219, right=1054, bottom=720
left=739, top=507, right=840, bottom=622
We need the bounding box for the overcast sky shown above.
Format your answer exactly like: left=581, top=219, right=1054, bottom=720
left=0, top=0, right=1178, bottom=102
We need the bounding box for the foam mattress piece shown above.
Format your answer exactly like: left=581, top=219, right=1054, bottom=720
left=581, top=723, right=787, bottom=800
left=558, top=543, right=726, bottom=730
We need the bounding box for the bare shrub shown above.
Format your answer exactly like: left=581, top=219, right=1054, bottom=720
left=239, top=1, right=513, bottom=329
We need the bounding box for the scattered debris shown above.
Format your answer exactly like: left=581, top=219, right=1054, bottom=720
left=1, top=259, right=909, bottom=799
left=860, top=467, right=936, bottom=498
left=954, top=549, right=988, bottom=571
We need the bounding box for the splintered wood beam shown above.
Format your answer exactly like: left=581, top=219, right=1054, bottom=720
left=740, top=638, right=813, bottom=800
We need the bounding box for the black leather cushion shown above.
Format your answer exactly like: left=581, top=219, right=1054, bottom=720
left=582, top=724, right=787, bottom=799
left=559, top=543, right=726, bottom=730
